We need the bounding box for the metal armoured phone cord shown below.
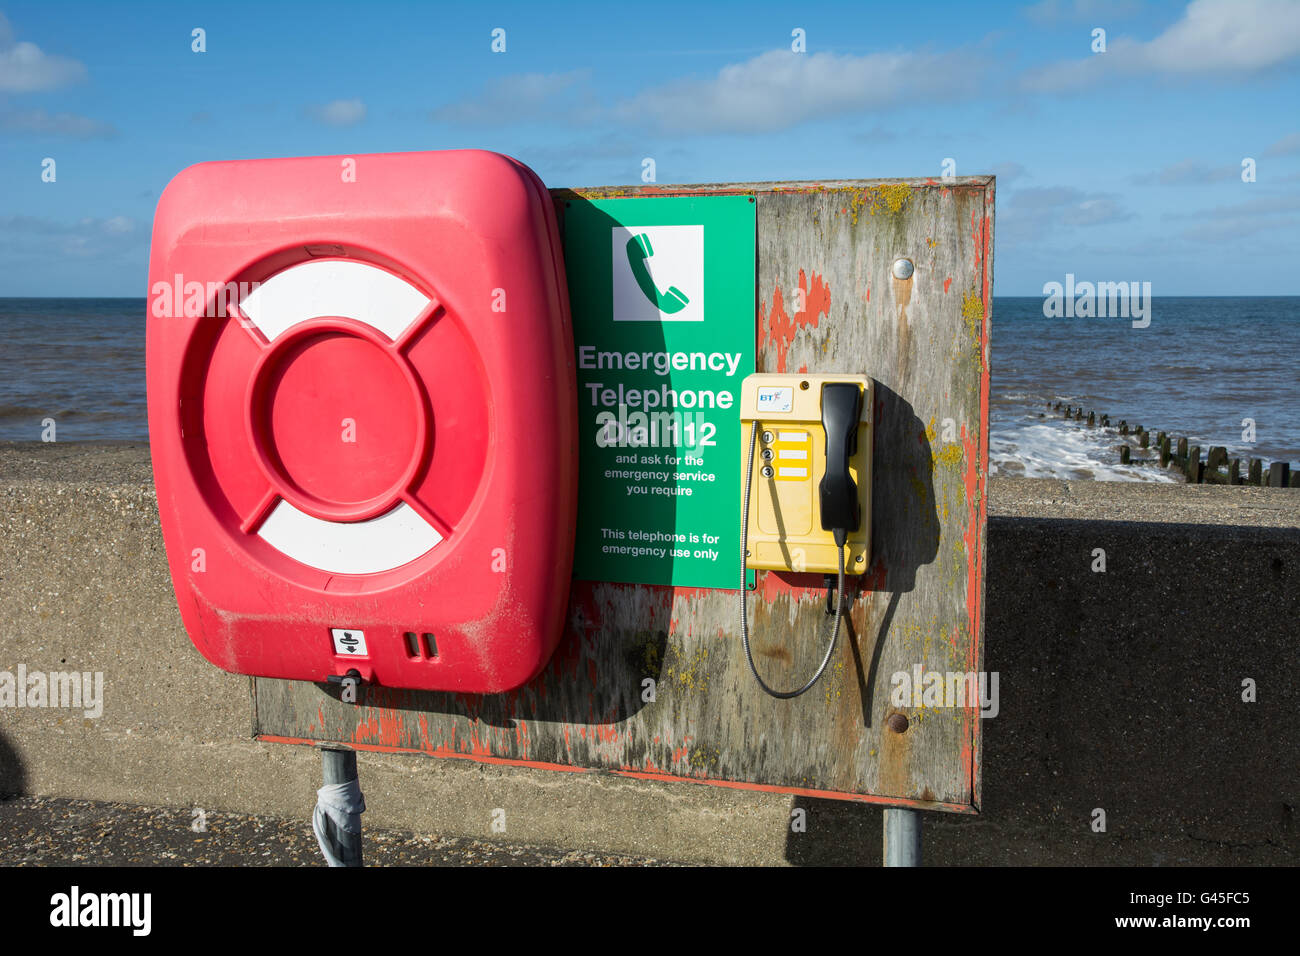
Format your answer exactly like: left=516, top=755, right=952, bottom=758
left=739, top=421, right=846, bottom=700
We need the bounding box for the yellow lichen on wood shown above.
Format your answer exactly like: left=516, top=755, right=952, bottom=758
left=933, top=443, right=964, bottom=468
left=847, top=183, right=912, bottom=224
left=960, top=287, right=986, bottom=372
left=665, top=645, right=710, bottom=694
left=960, top=288, right=984, bottom=340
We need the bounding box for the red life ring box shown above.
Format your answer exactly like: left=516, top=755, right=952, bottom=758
left=146, top=150, right=577, bottom=693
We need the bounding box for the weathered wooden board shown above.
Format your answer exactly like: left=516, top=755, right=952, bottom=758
left=254, top=177, right=993, bottom=812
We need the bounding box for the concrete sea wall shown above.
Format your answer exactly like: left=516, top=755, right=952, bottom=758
left=1, top=443, right=1296, bottom=864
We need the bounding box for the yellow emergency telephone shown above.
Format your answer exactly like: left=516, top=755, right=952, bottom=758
left=737, top=373, right=873, bottom=698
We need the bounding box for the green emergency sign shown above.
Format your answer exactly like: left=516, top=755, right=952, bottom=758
left=562, top=194, right=756, bottom=589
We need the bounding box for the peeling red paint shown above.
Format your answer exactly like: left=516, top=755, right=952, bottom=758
left=666, top=585, right=711, bottom=602
left=353, top=708, right=405, bottom=748
left=258, top=734, right=976, bottom=811
left=962, top=427, right=981, bottom=643
left=964, top=189, right=994, bottom=811
left=758, top=569, right=833, bottom=603
left=466, top=725, right=492, bottom=756
left=611, top=768, right=974, bottom=812
left=759, top=270, right=831, bottom=373
left=943, top=277, right=952, bottom=294
left=595, top=718, right=619, bottom=744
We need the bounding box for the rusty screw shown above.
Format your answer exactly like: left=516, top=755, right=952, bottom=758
left=887, top=712, right=909, bottom=734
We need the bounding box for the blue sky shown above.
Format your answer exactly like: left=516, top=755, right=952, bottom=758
left=1, top=0, right=1298, bottom=296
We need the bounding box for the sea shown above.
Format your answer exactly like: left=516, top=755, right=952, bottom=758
left=1, top=296, right=1296, bottom=481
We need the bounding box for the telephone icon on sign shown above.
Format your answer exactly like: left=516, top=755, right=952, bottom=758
left=626, top=233, right=690, bottom=315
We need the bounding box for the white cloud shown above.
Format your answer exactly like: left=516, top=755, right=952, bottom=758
left=1264, top=132, right=1300, bottom=156
left=999, top=185, right=1134, bottom=242
left=518, top=133, right=683, bottom=177
left=0, top=215, right=145, bottom=260
left=1134, top=158, right=1241, bottom=184
left=1021, top=0, right=1300, bottom=91
left=1024, top=0, right=1143, bottom=24
left=1167, top=191, right=1300, bottom=219
left=989, top=161, right=1030, bottom=184
left=0, top=13, right=88, bottom=92
left=1158, top=191, right=1300, bottom=239
left=307, top=97, right=366, bottom=127
left=1180, top=214, right=1299, bottom=240
left=1064, top=197, right=1130, bottom=225
left=613, top=49, right=985, bottom=134
left=0, top=107, right=115, bottom=138
left=1177, top=200, right=1300, bottom=240
left=440, top=50, right=985, bottom=136
left=1008, top=186, right=1091, bottom=209
left=1143, top=0, right=1300, bottom=71
left=433, top=70, right=595, bottom=125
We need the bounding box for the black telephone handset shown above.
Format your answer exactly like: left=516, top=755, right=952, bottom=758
left=818, top=383, right=862, bottom=545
